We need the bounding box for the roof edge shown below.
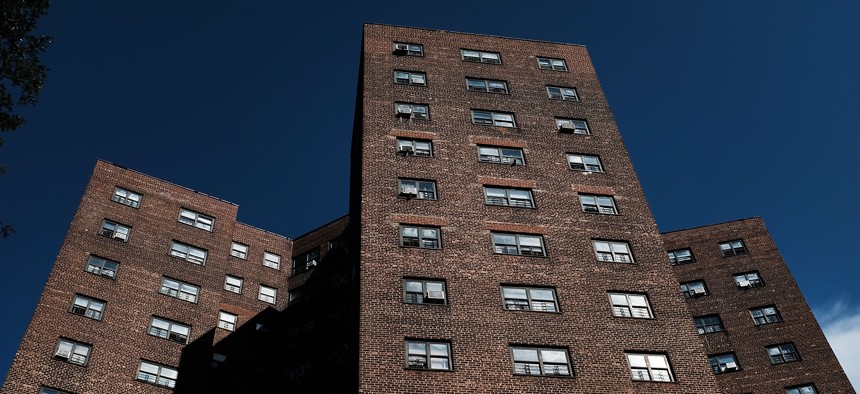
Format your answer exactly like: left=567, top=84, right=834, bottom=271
left=363, top=22, right=587, bottom=48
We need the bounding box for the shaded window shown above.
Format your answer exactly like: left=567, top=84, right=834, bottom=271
left=750, top=306, right=782, bottom=325
left=546, top=86, right=578, bottom=100
left=768, top=343, right=799, bottom=365
left=137, top=360, right=178, bottom=388
left=734, top=271, right=764, bottom=288
left=786, top=384, right=817, bottom=394
left=149, top=317, right=190, bottom=344
left=466, top=78, right=508, bottom=93
left=708, top=353, right=740, bottom=374
left=70, top=295, right=105, bottom=320
left=694, top=315, right=724, bottom=334
left=668, top=248, right=694, bottom=265
left=395, top=102, right=429, bottom=120
left=680, top=280, right=708, bottom=298
left=99, top=219, right=130, bottom=241
left=85, top=255, right=118, bottom=279
left=218, top=311, right=238, bottom=331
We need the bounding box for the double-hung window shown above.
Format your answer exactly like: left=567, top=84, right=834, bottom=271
left=466, top=78, right=508, bottom=93
left=99, top=219, right=130, bottom=241
left=259, top=285, right=277, bottom=304
left=709, top=353, right=740, bottom=374
left=501, top=286, right=558, bottom=312
left=137, top=360, right=178, bottom=388
left=400, top=225, right=440, bottom=249
left=86, top=255, right=118, bottom=278
left=461, top=49, right=501, bottom=64
left=149, top=317, right=190, bottom=344
left=768, top=343, right=799, bottom=364
left=694, top=315, right=725, bottom=334
left=566, top=153, right=602, bottom=172
left=169, top=241, right=207, bottom=265
left=393, top=42, right=423, bottom=56
left=626, top=353, right=673, bottom=382
left=478, top=146, right=525, bottom=165
left=609, top=293, right=652, bottom=318
left=511, top=346, right=571, bottom=376
left=404, top=279, right=446, bottom=304
left=406, top=340, right=452, bottom=370
left=579, top=194, right=617, bottom=214
left=492, top=233, right=545, bottom=256
left=396, top=138, right=432, bottom=156
left=70, top=295, right=105, bottom=320
left=292, top=248, right=319, bottom=274
left=537, top=57, right=567, bottom=71
left=786, top=385, right=818, bottom=394
left=750, top=306, right=781, bottom=325
left=720, top=239, right=747, bottom=256
left=734, top=271, right=764, bottom=288
left=178, top=208, right=214, bottom=231
left=484, top=187, right=534, bottom=208
left=230, top=242, right=248, bottom=259
left=54, top=339, right=91, bottom=366
left=593, top=240, right=633, bottom=263
left=263, top=252, right=281, bottom=270
left=112, top=187, right=141, bottom=208
left=680, top=280, right=708, bottom=298
left=159, top=277, right=199, bottom=303
left=667, top=248, right=695, bottom=265
left=395, top=102, right=429, bottom=120
left=218, top=311, right=238, bottom=331
left=471, top=110, right=516, bottom=127
left=556, top=118, right=589, bottom=134
left=398, top=179, right=437, bottom=200
left=546, top=86, right=578, bottom=101
left=394, top=71, right=426, bottom=86
left=224, top=275, right=243, bottom=293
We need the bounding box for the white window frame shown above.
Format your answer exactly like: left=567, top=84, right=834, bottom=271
left=556, top=118, right=590, bottom=134
left=404, top=278, right=447, bottom=305
left=511, top=346, right=571, bottom=376
left=258, top=285, right=277, bottom=304
left=394, top=70, right=427, bottom=86
left=471, top=110, right=516, bottom=127
left=112, top=187, right=142, bottom=208
left=484, top=187, right=534, bottom=208
left=225, top=275, right=243, bottom=294
left=501, top=286, right=558, bottom=312
left=230, top=241, right=248, bottom=259
left=537, top=57, right=568, bottom=71
left=579, top=194, right=617, bottom=214
left=609, top=293, right=653, bottom=318
left=405, top=340, right=452, bottom=370
left=70, top=294, right=105, bottom=320
left=395, top=102, right=429, bottom=120
left=218, top=311, right=238, bottom=331
left=148, top=316, right=191, bottom=344
left=178, top=208, right=214, bottom=231
left=263, top=251, right=281, bottom=270
left=466, top=78, right=508, bottom=93
left=626, top=353, right=673, bottom=382
left=492, top=233, right=546, bottom=256
left=478, top=146, right=525, bottom=165
left=169, top=241, right=207, bottom=265
left=54, top=338, right=91, bottom=366
left=137, top=360, right=178, bottom=388
left=86, top=255, right=118, bottom=278
left=593, top=240, right=634, bottom=263
left=566, top=153, right=602, bottom=172
left=396, top=138, right=433, bottom=157
left=461, top=49, right=501, bottom=64
left=159, top=277, right=199, bottom=303
left=99, top=219, right=131, bottom=241
left=546, top=86, right=578, bottom=100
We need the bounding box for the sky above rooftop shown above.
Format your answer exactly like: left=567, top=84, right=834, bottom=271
left=1, top=0, right=859, bottom=386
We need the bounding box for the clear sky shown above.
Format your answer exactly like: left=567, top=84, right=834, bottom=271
left=2, top=0, right=859, bottom=386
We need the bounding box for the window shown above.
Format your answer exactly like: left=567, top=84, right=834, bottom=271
left=169, top=241, right=207, bottom=265
left=502, top=286, right=558, bottom=312
left=137, top=360, right=178, bottom=388
left=395, top=102, right=429, bottom=120
left=768, top=343, right=799, bottom=364
left=478, top=146, right=525, bottom=165
left=609, top=293, right=653, bottom=318
left=159, top=277, right=199, bottom=303
left=694, top=315, right=725, bottom=334
left=224, top=275, right=243, bottom=293
left=400, top=225, right=440, bottom=249
left=492, top=233, right=545, bottom=256
left=39, top=388, right=72, bottom=394
left=471, top=110, right=516, bottom=127
left=579, top=194, right=617, bottom=214
left=546, top=86, right=578, bottom=101
left=556, top=118, right=590, bottom=134
left=259, top=285, right=277, bottom=304
left=734, top=271, right=764, bottom=288
left=404, top=278, right=446, bottom=304
left=708, top=353, right=740, bottom=374
left=750, top=306, right=782, bottom=325
left=99, top=219, right=130, bottom=241
left=405, top=340, right=451, bottom=370
left=70, top=295, right=105, bottom=320
left=511, top=346, right=571, bottom=376
left=292, top=248, right=319, bottom=274
left=537, top=57, right=567, bottom=71
left=720, top=239, right=748, bottom=256
left=394, top=70, right=426, bottom=86
left=54, top=338, right=90, bottom=366
left=667, top=248, right=695, bottom=265
left=263, top=251, right=281, bottom=270
left=484, top=187, right=534, bottom=208
left=786, top=384, right=818, bottom=394
left=398, top=179, right=437, bottom=200
left=85, top=255, right=118, bottom=278
left=593, top=240, right=633, bottom=263
left=461, top=49, right=501, bottom=64
left=178, top=208, right=214, bottom=231
left=148, top=317, right=190, bottom=344
left=393, top=42, right=423, bottom=56
left=626, top=353, right=673, bottom=381
left=218, top=311, right=238, bottom=331
left=112, top=187, right=141, bottom=208
left=396, top=138, right=432, bottom=156
left=679, top=280, right=707, bottom=298
left=230, top=242, right=248, bottom=259
left=566, top=153, right=603, bottom=172
left=466, top=78, right=508, bottom=93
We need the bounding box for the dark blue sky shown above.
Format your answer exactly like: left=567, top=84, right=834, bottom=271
left=2, top=1, right=859, bottom=382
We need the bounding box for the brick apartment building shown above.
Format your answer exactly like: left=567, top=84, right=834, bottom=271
left=1, top=24, right=853, bottom=394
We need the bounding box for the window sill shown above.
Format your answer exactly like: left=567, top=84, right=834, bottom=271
left=512, top=373, right=574, bottom=379
left=493, top=252, right=548, bottom=259
left=404, top=302, right=450, bottom=307
left=404, top=367, right=455, bottom=373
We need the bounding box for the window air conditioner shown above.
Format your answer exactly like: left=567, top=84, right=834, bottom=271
left=558, top=123, right=576, bottom=132
left=306, top=259, right=318, bottom=269
left=393, top=44, right=408, bottom=54
left=56, top=349, right=71, bottom=358
left=397, top=107, right=413, bottom=117
left=723, top=361, right=738, bottom=370
left=738, top=280, right=751, bottom=288
left=425, top=290, right=445, bottom=300
left=400, top=186, right=418, bottom=197
left=398, top=145, right=415, bottom=155
left=688, top=289, right=699, bottom=296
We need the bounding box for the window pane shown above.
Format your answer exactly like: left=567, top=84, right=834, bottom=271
left=512, top=348, right=539, bottom=362
left=540, top=350, right=567, bottom=363
left=529, top=288, right=554, bottom=301
left=647, top=355, right=668, bottom=368
left=407, top=342, right=426, bottom=355
left=429, top=343, right=449, bottom=356
left=627, top=354, right=647, bottom=367
left=503, top=288, right=528, bottom=299
left=519, top=236, right=542, bottom=247
left=405, top=281, right=423, bottom=292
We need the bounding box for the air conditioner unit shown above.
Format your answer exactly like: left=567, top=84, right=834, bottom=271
left=306, top=259, right=318, bottom=269
left=397, top=107, right=413, bottom=117
left=393, top=44, right=408, bottom=54
left=738, top=280, right=751, bottom=288
left=398, top=145, right=415, bottom=155
left=425, top=290, right=445, bottom=300
left=558, top=123, right=576, bottom=132
left=723, top=361, right=738, bottom=371
left=115, top=233, right=128, bottom=241
left=399, top=186, right=418, bottom=197
left=688, top=289, right=700, bottom=296
left=56, top=349, right=71, bottom=359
